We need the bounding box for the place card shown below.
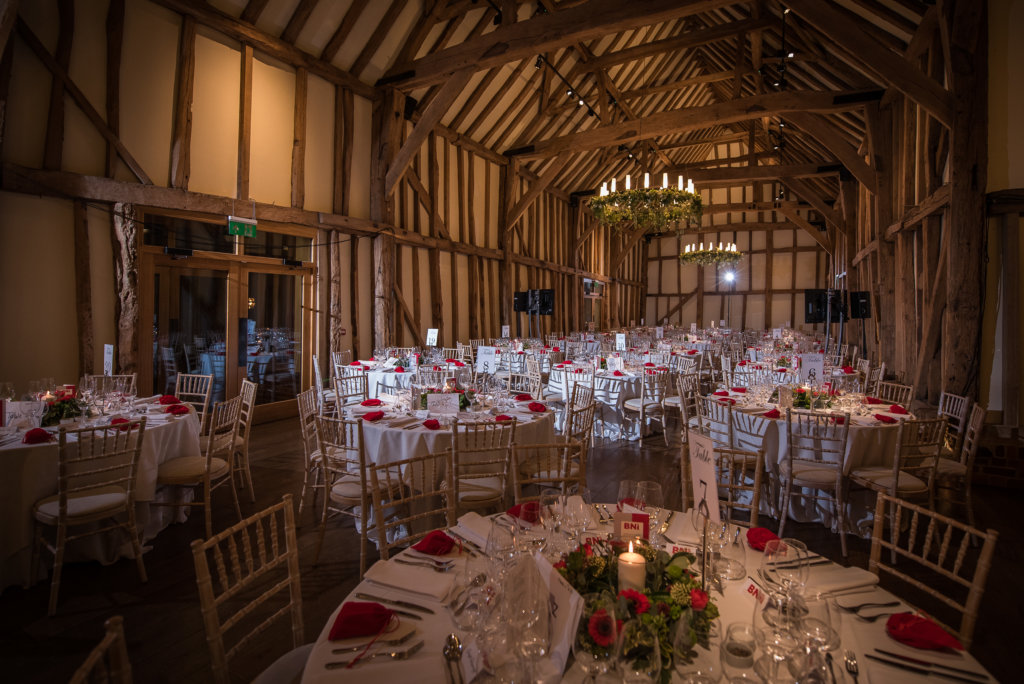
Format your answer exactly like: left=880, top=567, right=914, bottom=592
left=667, top=542, right=699, bottom=556
left=476, top=346, right=497, bottom=374
left=533, top=553, right=583, bottom=678
left=426, top=393, right=458, bottom=416
left=688, top=433, right=721, bottom=523
left=4, top=401, right=44, bottom=429
left=425, top=328, right=439, bottom=347
left=743, top=577, right=768, bottom=606
left=613, top=511, right=650, bottom=540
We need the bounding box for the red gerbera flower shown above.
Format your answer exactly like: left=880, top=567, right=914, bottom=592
left=588, top=609, right=616, bottom=647
left=618, top=588, right=650, bottom=615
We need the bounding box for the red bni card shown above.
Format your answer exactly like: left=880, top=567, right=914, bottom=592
left=614, top=511, right=650, bottom=540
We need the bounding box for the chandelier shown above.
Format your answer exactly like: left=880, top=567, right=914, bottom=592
left=589, top=172, right=702, bottom=233
left=679, top=241, right=743, bottom=266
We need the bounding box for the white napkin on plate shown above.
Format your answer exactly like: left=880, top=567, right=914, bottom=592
left=454, top=511, right=493, bottom=549
left=805, top=564, right=879, bottom=595
left=363, top=559, right=455, bottom=601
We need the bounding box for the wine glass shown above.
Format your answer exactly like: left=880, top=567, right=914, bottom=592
left=0, top=381, right=15, bottom=402
left=752, top=591, right=800, bottom=682
left=618, top=618, right=662, bottom=683
left=707, top=520, right=746, bottom=581
left=539, top=489, right=565, bottom=556
left=789, top=594, right=840, bottom=654
left=617, top=479, right=637, bottom=511
left=634, top=481, right=664, bottom=543
left=506, top=557, right=549, bottom=682
left=564, top=488, right=593, bottom=544
left=761, top=538, right=809, bottom=596
left=573, top=593, right=619, bottom=682
left=485, top=518, right=519, bottom=579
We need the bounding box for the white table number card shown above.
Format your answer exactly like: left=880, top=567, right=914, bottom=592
left=476, top=346, right=497, bottom=374
left=688, top=432, right=720, bottom=523
left=426, top=393, right=459, bottom=416
left=690, top=322, right=698, bottom=333
left=773, top=328, right=782, bottom=339
left=655, top=326, right=664, bottom=339
left=799, top=353, right=824, bottom=386
left=501, top=324, right=510, bottom=338
left=104, top=344, right=114, bottom=376
left=425, top=328, right=439, bottom=347
left=615, top=333, right=627, bottom=351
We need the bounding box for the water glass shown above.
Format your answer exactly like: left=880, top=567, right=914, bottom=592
left=634, top=481, right=664, bottom=542
left=619, top=618, right=662, bottom=683
left=720, top=622, right=757, bottom=679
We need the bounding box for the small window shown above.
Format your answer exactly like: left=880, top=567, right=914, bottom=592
left=143, top=214, right=236, bottom=254
left=243, top=230, right=313, bottom=262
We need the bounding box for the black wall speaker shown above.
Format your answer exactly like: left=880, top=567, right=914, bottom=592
left=538, top=289, right=554, bottom=316
left=513, top=291, right=529, bottom=312
left=849, top=291, right=871, bottom=319
left=804, top=289, right=827, bottom=324
left=828, top=290, right=848, bottom=322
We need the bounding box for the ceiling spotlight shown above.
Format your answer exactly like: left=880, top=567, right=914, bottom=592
left=578, top=98, right=585, bottom=106
left=787, top=51, right=795, bottom=59
left=783, top=7, right=791, bottom=14
left=566, top=88, right=574, bottom=97
left=535, top=56, right=543, bottom=69
left=724, top=271, right=736, bottom=283
left=774, top=81, right=781, bottom=87
left=779, top=121, right=785, bottom=127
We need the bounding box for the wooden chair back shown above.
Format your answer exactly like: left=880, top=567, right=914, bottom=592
left=451, top=419, right=516, bottom=514
left=191, top=495, right=303, bottom=684
left=69, top=616, right=133, bottom=684
left=877, top=379, right=914, bottom=407
left=330, top=349, right=352, bottom=367
left=694, top=394, right=735, bottom=448
left=368, top=450, right=456, bottom=559
left=512, top=441, right=585, bottom=503
left=869, top=493, right=998, bottom=650
left=938, top=391, right=972, bottom=451
left=786, top=408, right=850, bottom=471
left=893, top=417, right=947, bottom=505
left=564, top=400, right=597, bottom=455
left=175, top=373, right=213, bottom=434
left=332, top=374, right=368, bottom=409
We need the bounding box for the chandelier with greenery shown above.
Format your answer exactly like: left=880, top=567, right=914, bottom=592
left=590, top=173, right=702, bottom=233
left=679, top=241, right=743, bottom=266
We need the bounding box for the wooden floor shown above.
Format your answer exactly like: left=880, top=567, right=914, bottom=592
left=1, top=417, right=1018, bottom=683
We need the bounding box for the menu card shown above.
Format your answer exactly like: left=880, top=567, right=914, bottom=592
left=533, top=553, right=583, bottom=679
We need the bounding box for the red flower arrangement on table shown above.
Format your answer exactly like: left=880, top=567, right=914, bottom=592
left=41, top=390, right=84, bottom=427
left=556, top=539, right=719, bottom=681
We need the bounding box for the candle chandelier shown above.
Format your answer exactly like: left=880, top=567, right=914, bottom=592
left=589, top=171, right=702, bottom=233
left=679, top=241, right=743, bottom=266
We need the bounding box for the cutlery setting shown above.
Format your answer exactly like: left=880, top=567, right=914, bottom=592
left=325, top=640, right=425, bottom=668
left=354, top=592, right=434, bottom=614
left=393, top=557, right=454, bottom=573
left=331, top=629, right=417, bottom=654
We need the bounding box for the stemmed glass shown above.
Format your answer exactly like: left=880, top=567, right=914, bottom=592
left=563, top=488, right=593, bottom=544
left=573, top=593, right=619, bottom=682
left=761, top=538, right=810, bottom=596
left=539, top=488, right=565, bottom=556
left=707, top=520, right=746, bottom=581
left=617, top=479, right=637, bottom=511
left=506, top=557, right=549, bottom=682
left=719, top=622, right=758, bottom=680
left=752, top=591, right=800, bottom=682
left=485, top=518, right=519, bottom=580
left=618, top=618, right=662, bottom=683
left=634, top=481, right=664, bottom=543
left=788, top=593, right=840, bottom=680
left=0, top=381, right=15, bottom=402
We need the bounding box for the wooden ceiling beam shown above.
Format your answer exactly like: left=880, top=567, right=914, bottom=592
left=379, top=0, right=739, bottom=90
left=0, top=0, right=17, bottom=59
left=684, top=162, right=842, bottom=183
left=779, top=175, right=847, bottom=232
left=784, top=112, right=877, bottom=192
left=511, top=89, right=883, bottom=160
left=153, top=0, right=376, bottom=99
left=785, top=0, right=953, bottom=127
left=777, top=203, right=833, bottom=252
left=239, top=0, right=270, bottom=25
left=505, top=151, right=574, bottom=228
left=701, top=200, right=812, bottom=214
left=280, top=0, right=319, bottom=45
left=385, top=69, right=474, bottom=196
left=321, top=1, right=368, bottom=64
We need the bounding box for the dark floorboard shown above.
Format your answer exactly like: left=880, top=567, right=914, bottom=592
left=0, top=418, right=1016, bottom=682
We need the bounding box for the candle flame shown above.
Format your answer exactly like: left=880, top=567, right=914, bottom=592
left=628, top=540, right=634, bottom=553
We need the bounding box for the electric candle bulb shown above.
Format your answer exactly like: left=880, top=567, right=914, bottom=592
left=662, top=173, right=668, bottom=188
left=719, top=242, right=723, bottom=250
left=678, top=175, right=683, bottom=190
left=700, top=242, right=704, bottom=250
left=611, top=178, right=616, bottom=192
left=687, top=179, right=695, bottom=193
left=626, top=174, right=631, bottom=190
left=644, top=173, right=649, bottom=188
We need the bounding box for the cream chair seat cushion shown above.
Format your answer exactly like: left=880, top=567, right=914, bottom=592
left=33, top=485, right=128, bottom=524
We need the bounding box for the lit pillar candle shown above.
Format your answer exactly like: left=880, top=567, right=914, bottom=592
left=618, top=541, right=646, bottom=593
left=600, top=182, right=608, bottom=197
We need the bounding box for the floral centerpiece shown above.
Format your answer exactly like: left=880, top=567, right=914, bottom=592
left=768, top=387, right=835, bottom=410
left=776, top=356, right=790, bottom=368
left=556, top=540, right=719, bottom=681
left=42, top=390, right=85, bottom=427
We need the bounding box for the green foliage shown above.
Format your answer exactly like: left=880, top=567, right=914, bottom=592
left=589, top=188, right=703, bottom=233
left=678, top=248, right=743, bottom=266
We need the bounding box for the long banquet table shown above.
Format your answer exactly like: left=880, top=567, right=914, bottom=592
left=298, top=506, right=994, bottom=683
left=0, top=406, right=201, bottom=591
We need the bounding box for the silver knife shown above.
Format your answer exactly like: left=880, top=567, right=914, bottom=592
left=447, top=529, right=485, bottom=555
left=355, top=592, right=435, bottom=614
left=325, top=640, right=425, bottom=668
left=332, top=629, right=417, bottom=653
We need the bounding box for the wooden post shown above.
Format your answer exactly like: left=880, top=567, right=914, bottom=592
left=43, top=0, right=72, bottom=172
left=237, top=44, right=252, bottom=200
left=370, top=89, right=402, bottom=349
left=291, top=67, right=306, bottom=208
left=111, top=202, right=138, bottom=375
left=105, top=0, right=124, bottom=178
left=498, top=161, right=515, bottom=330
left=170, top=15, right=196, bottom=190
left=942, top=0, right=987, bottom=398
left=73, top=200, right=93, bottom=374
left=1001, top=213, right=1019, bottom=426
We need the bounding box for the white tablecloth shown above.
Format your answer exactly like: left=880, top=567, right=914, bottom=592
left=0, top=409, right=201, bottom=591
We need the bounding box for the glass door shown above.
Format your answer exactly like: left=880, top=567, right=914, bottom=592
left=241, top=268, right=308, bottom=407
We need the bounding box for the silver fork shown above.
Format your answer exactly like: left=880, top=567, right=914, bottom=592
left=325, top=640, right=425, bottom=668
left=393, top=557, right=454, bottom=573
left=855, top=611, right=898, bottom=623
left=844, top=650, right=859, bottom=684
left=837, top=600, right=899, bottom=612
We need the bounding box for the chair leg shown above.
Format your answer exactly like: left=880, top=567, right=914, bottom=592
left=834, top=485, right=848, bottom=558
left=241, top=449, right=256, bottom=503
left=48, top=525, right=67, bottom=616
left=125, top=508, right=148, bottom=584
left=298, top=460, right=312, bottom=516
left=777, top=480, right=791, bottom=538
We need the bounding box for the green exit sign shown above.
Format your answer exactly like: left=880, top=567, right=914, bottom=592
left=227, top=215, right=257, bottom=237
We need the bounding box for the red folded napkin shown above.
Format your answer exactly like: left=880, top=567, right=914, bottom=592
left=507, top=502, right=540, bottom=524
left=874, top=414, right=898, bottom=424
left=432, top=365, right=442, bottom=371
left=574, top=369, right=583, bottom=374
left=158, top=395, right=181, bottom=405
left=495, top=414, right=513, bottom=422
left=737, top=360, right=748, bottom=366
left=453, top=361, right=465, bottom=367
left=889, top=404, right=908, bottom=415
left=776, top=368, right=788, bottom=373
left=686, top=350, right=698, bottom=355
left=842, top=366, right=855, bottom=374
left=422, top=419, right=441, bottom=430
left=713, top=390, right=730, bottom=396
left=411, top=529, right=455, bottom=555
left=517, top=351, right=525, bottom=355
left=552, top=347, right=560, bottom=352
left=22, top=428, right=53, bottom=444
left=361, top=399, right=382, bottom=407
left=886, top=613, right=963, bottom=651
left=644, top=362, right=655, bottom=367
left=527, top=402, right=546, bottom=413
left=731, top=387, right=747, bottom=394
left=329, top=602, right=396, bottom=641
left=612, top=370, right=624, bottom=377
left=165, top=404, right=190, bottom=416
left=110, top=417, right=132, bottom=431
left=362, top=411, right=385, bottom=422
left=746, top=527, right=780, bottom=551
left=394, top=366, right=405, bottom=373
left=830, top=415, right=846, bottom=425
left=762, top=408, right=781, bottom=419
left=718, top=397, right=736, bottom=405
left=445, top=358, right=458, bottom=364
left=864, top=396, right=884, bottom=405
left=349, top=361, right=362, bottom=366
left=515, top=393, right=533, bottom=401
left=555, top=364, right=565, bottom=368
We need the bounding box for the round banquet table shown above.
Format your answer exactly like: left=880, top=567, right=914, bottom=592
left=0, top=405, right=201, bottom=591
left=708, top=390, right=911, bottom=535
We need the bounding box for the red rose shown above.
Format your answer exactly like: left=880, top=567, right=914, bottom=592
left=690, top=588, right=709, bottom=611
